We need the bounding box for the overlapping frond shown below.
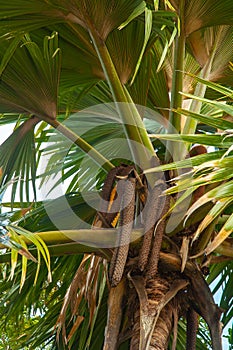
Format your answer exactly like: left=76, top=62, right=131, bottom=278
left=171, top=0, right=233, bottom=35
left=0, top=33, right=61, bottom=119
left=0, top=1, right=233, bottom=349
left=0, top=117, right=38, bottom=204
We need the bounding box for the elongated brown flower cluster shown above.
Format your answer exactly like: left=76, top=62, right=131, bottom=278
left=94, top=164, right=169, bottom=287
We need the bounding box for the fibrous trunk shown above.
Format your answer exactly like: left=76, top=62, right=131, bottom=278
left=130, top=275, right=181, bottom=350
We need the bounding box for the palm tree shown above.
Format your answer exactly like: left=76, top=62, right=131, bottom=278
left=0, top=1, right=233, bottom=349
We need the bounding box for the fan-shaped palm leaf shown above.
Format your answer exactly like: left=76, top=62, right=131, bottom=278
left=171, top=0, right=233, bottom=36
left=0, top=33, right=61, bottom=120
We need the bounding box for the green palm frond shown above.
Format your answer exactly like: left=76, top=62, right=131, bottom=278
left=0, top=3, right=177, bottom=91
left=0, top=0, right=144, bottom=40
left=37, top=24, right=103, bottom=87
left=0, top=32, right=61, bottom=119
left=58, top=82, right=114, bottom=114
left=0, top=1, right=62, bottom=36
left=0, top=250, right=108, bottom=350
left=37, top=112, right=129, bottom=193
left=208, top=261, right=233, bottom=326
left=177, top=107, right=233, bottom=131
left=0, top=35, right=23, bottom=76
left=147, top=45, right=171, bottom=118
left=150, top=133, right=233, bottom=148
left=0, top=113, right=28, bottom=126
left=8, top=224, right=51, bottom=280
left=128, top=55, right=153, bottom=107
left=0, top=221, right=52, bottom=291
left=0, top=254, right=84, bottom=349
left=187, top=26, right=233, bottom=88
left=163, top=156, right=233, bottom=197
left=17, top=192, right=96, bottom=232
left=171, top=0, right=233, bottom=36
left=106, top=19, right=147, bottom=85
left=50, top=0, right=144, bottom=40
left=0, top=117, right=38, bottom=204
left=144, top=150, right=226, bottom=175
left=184, top=73, right=233, bottom=99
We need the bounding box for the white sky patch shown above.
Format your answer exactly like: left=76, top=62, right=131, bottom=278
left=0, top=124, right=14, bottom=143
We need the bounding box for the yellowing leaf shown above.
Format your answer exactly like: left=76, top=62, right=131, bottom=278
left=205, top=212, right=233, bottom=255
left=192, top=198, right=233, bottom=242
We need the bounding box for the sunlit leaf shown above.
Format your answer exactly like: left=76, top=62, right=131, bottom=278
left=180, top=93, right=233, bottom=118
left=192, top=198, right=233, bottom=242
left=176, top=107, right=233, bottom=131
left=205, top=213, right=233, bottom=255
left=149, top=133, right=233, bottom=148
left=118, top=1, right=146, bottom=29
left=184, top=72, right=233, bottom=99
left=144, top=151, right=225, bottom=174
left=8, top=224, right=52, bottom=283
left=185, top=181, right=233, bottom=222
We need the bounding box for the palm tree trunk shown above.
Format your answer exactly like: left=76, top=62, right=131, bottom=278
left=130, top=276, right=181, bottom=350
left=149, top=304, right=174, bottom=350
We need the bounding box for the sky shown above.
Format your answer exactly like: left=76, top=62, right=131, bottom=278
left=0, top=123, right=13, bottom=143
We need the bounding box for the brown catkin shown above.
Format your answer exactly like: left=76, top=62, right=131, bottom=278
left=98, top=165, right=136, bottom=227
left=138, top=180, right=167, bottom=271
left=186, top=308, right=198, bottom=350
left=109, top=177, right=136, bottom=287
left=146, top=195, right=170, bottom=279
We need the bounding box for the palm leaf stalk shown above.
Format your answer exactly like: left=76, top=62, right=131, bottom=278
left=181, top=25, right=233, bottom=158
left=165, top=0, right=185, bottom=162
left=46, top=118, right=114, bottom=172
left=87, top=20, right=159, bottom=171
